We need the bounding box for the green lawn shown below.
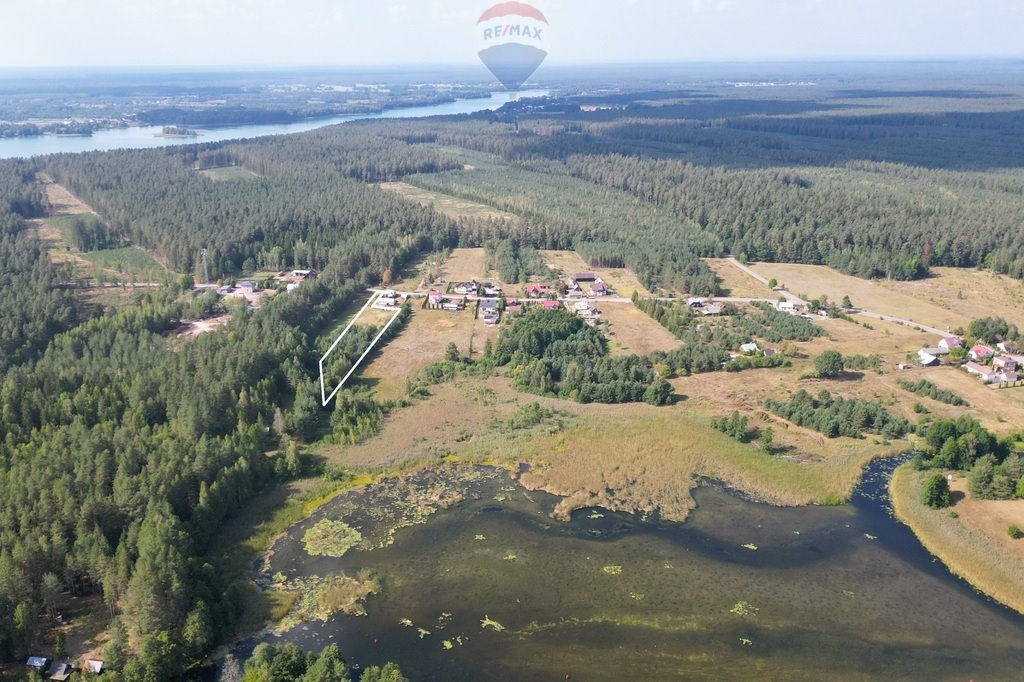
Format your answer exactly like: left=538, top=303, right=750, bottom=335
left=81, top=246, right=167, bottom=280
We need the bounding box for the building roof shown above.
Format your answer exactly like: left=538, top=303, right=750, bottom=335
left=543, top=300, right=562, bottom=309
left=971, top=344, right=995, bottom=357
left=573, top=272, right=597, bottom=281
left=85, top=660, right=104, bottom=674
left=964, top=361, right=994, bottom=376
left=26, top=656, right=48, bottom=669
left=1001, top=371, right=1020, bottom=382
left=921, top=347, right=950, bottom=356
left=940, top=336, right=963, bottom=347
left=591, top=281, right=608, bottom=291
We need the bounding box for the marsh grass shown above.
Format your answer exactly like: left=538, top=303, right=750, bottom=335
left=891, top=466, right=1024, bottom=614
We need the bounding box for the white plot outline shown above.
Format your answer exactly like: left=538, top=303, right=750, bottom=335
left=319, top=294, right=404, bottom=406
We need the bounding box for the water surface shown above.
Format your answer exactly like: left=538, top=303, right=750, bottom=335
left=0, top=90, right=547, bottom=159
left=240, top=461, right=1024, bottom=680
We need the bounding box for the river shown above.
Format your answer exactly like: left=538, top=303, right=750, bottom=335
left=235, top=460, right=1024, bottom=680
left=0, top=90, right=547, bottom=160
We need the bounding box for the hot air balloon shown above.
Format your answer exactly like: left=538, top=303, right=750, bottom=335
left=476, top=2, right=549, bottom=91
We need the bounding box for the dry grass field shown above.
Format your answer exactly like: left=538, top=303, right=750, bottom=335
left=876, top=266, right=1024, bottom=331
left=379, top=182, right=517, bottom=221
left=704, top=258, right=773, bottom=298
left=599, top=302, right=681, bottom=355
left=359, top=307, right=478, bottom=400
left=439, top=247, right=494, bottom=285
left=892, top=467, right=1024, bottom=614
left=747, top=262, right=1024, bottom=333
left=540, top=250, right=653, bottom=298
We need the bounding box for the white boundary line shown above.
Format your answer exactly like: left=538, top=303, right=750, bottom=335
left=319, top=295, right=404, bottom=406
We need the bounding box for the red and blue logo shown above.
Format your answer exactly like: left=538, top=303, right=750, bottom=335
left=476, top=2, right=549, bottom=91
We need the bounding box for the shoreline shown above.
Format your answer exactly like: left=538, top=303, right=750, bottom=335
left=890, top=464, right=1024, bottom=615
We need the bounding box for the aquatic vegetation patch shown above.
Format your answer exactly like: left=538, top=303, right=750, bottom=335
left=418, top=628, right=432, bottom=638
left=475, top=534, right=487, bottom=541
left=730, top=601, right=760, bottom=617
left=442, top=640, right=454, bottom=650
left=303, top=519, right=362, bottom=557
left=399, top=618, right=414, bottom=627
left=273, top=571, right=379, bottom=632
left=481, top=615, right=506, bottom=632
left=602, top=565, right=623, bottom=575
left=742, top=543, right=758, bottom=551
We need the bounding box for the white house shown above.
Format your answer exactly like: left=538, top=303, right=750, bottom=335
left=777, top=301, right=797, bottom=314
left=740, top=342, right=760, bottom=354
left=938, top=336, right=963, bottom=351
left=918, top=349, right=941, bottom=366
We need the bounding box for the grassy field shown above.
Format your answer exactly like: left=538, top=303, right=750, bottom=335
left=358, top=307, right=478, bottom=400
left=379, top=182, right=517, bottom=221
left=747, top=262, right=1020, bottom=332
left=440, top=247, right=494, bottom=285
left=891, top=466, right=1024, bottom=614
left=599, top=302, right=681, bottom=355
left=200, top=165, right=262, bottom=182
left=80, top=246, right=166, bottom=281
left=540, top=250, right=653, bottom=298
left=704, top=258, right=773, bottom=298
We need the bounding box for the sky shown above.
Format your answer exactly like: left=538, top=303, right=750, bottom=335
left=1, top=0, right=1022, bottom=68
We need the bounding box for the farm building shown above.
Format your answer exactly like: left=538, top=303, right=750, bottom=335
left=993, top=355, right=1018, bottom=372
left=573, top=272, right=598, bottom=282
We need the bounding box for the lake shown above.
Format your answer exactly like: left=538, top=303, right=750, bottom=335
left=238, top=459, right=1024, bottom=680
left=0, top=90, right=547, bottom=160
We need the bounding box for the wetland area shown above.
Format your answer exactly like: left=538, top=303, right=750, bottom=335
left=236, top=460, right=1024, bottom=681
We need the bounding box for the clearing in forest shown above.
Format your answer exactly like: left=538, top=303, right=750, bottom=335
left=358, top=306, right=478, bottom=401
left=704, top=258, right=773, bottom=298
left=600, top=303, right=680, bottom=355
left=540, top=250, right=653, bottom=299
left=748, top=262, right=967, bottom=331
left=438, top=248, right=496, bottom=285
left=379, top=182, right=517, bottom=221
left=200, top=166, right=262, bottom=181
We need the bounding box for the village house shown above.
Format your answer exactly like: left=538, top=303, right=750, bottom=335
left=590, top=279, right=609, bottom=297
left=969, top=344, right=995, bottom=361
left=938, top=336, right=963, bottom=351
left=963, top=362, right=1018, bottom=384
left=238, top=280, right=258, bottom=294
left=505, top=297, right=522, bottom=312
left=964, top=361, right=995, bottom=381
left=216, top=285, right=234, bottom=296
left=428, top=290, right=443, bottom=307
left=441, top=298, right=464, bottom=313
left=377, top=290, right=400, bottom=307
left=481, top=282, right=502, bottom=296
left=993, top=355, right=1019, bottom=372
left=479, top=299, right=499, bottom=324
left=453, top=281, right=478, bottom=296
left=917, top=349, right=942, bottom=367
left=777, top=301, right=798, bottom=314
left=524, top=283, right=551, bottom=298
left=687, top=297, right=707, bottom=308
left=543, top=300, right=562, bottom=311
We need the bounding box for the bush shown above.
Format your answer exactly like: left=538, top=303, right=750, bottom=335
left=1009, top=525, right=1024, bottom=539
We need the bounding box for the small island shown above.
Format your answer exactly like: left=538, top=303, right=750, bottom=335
left=158, top=125, right=200, bottom=138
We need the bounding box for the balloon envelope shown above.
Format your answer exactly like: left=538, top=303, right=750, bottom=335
left=476, top=2, right=549, bottom=91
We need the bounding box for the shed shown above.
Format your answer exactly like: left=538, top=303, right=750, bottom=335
left=26, top=657, right=48, bottom=671
left=85, top=660, right=104, bottom=675
left=573, top=272, right=598, bottom=282
left=47, top=662, right=74, bottom=681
